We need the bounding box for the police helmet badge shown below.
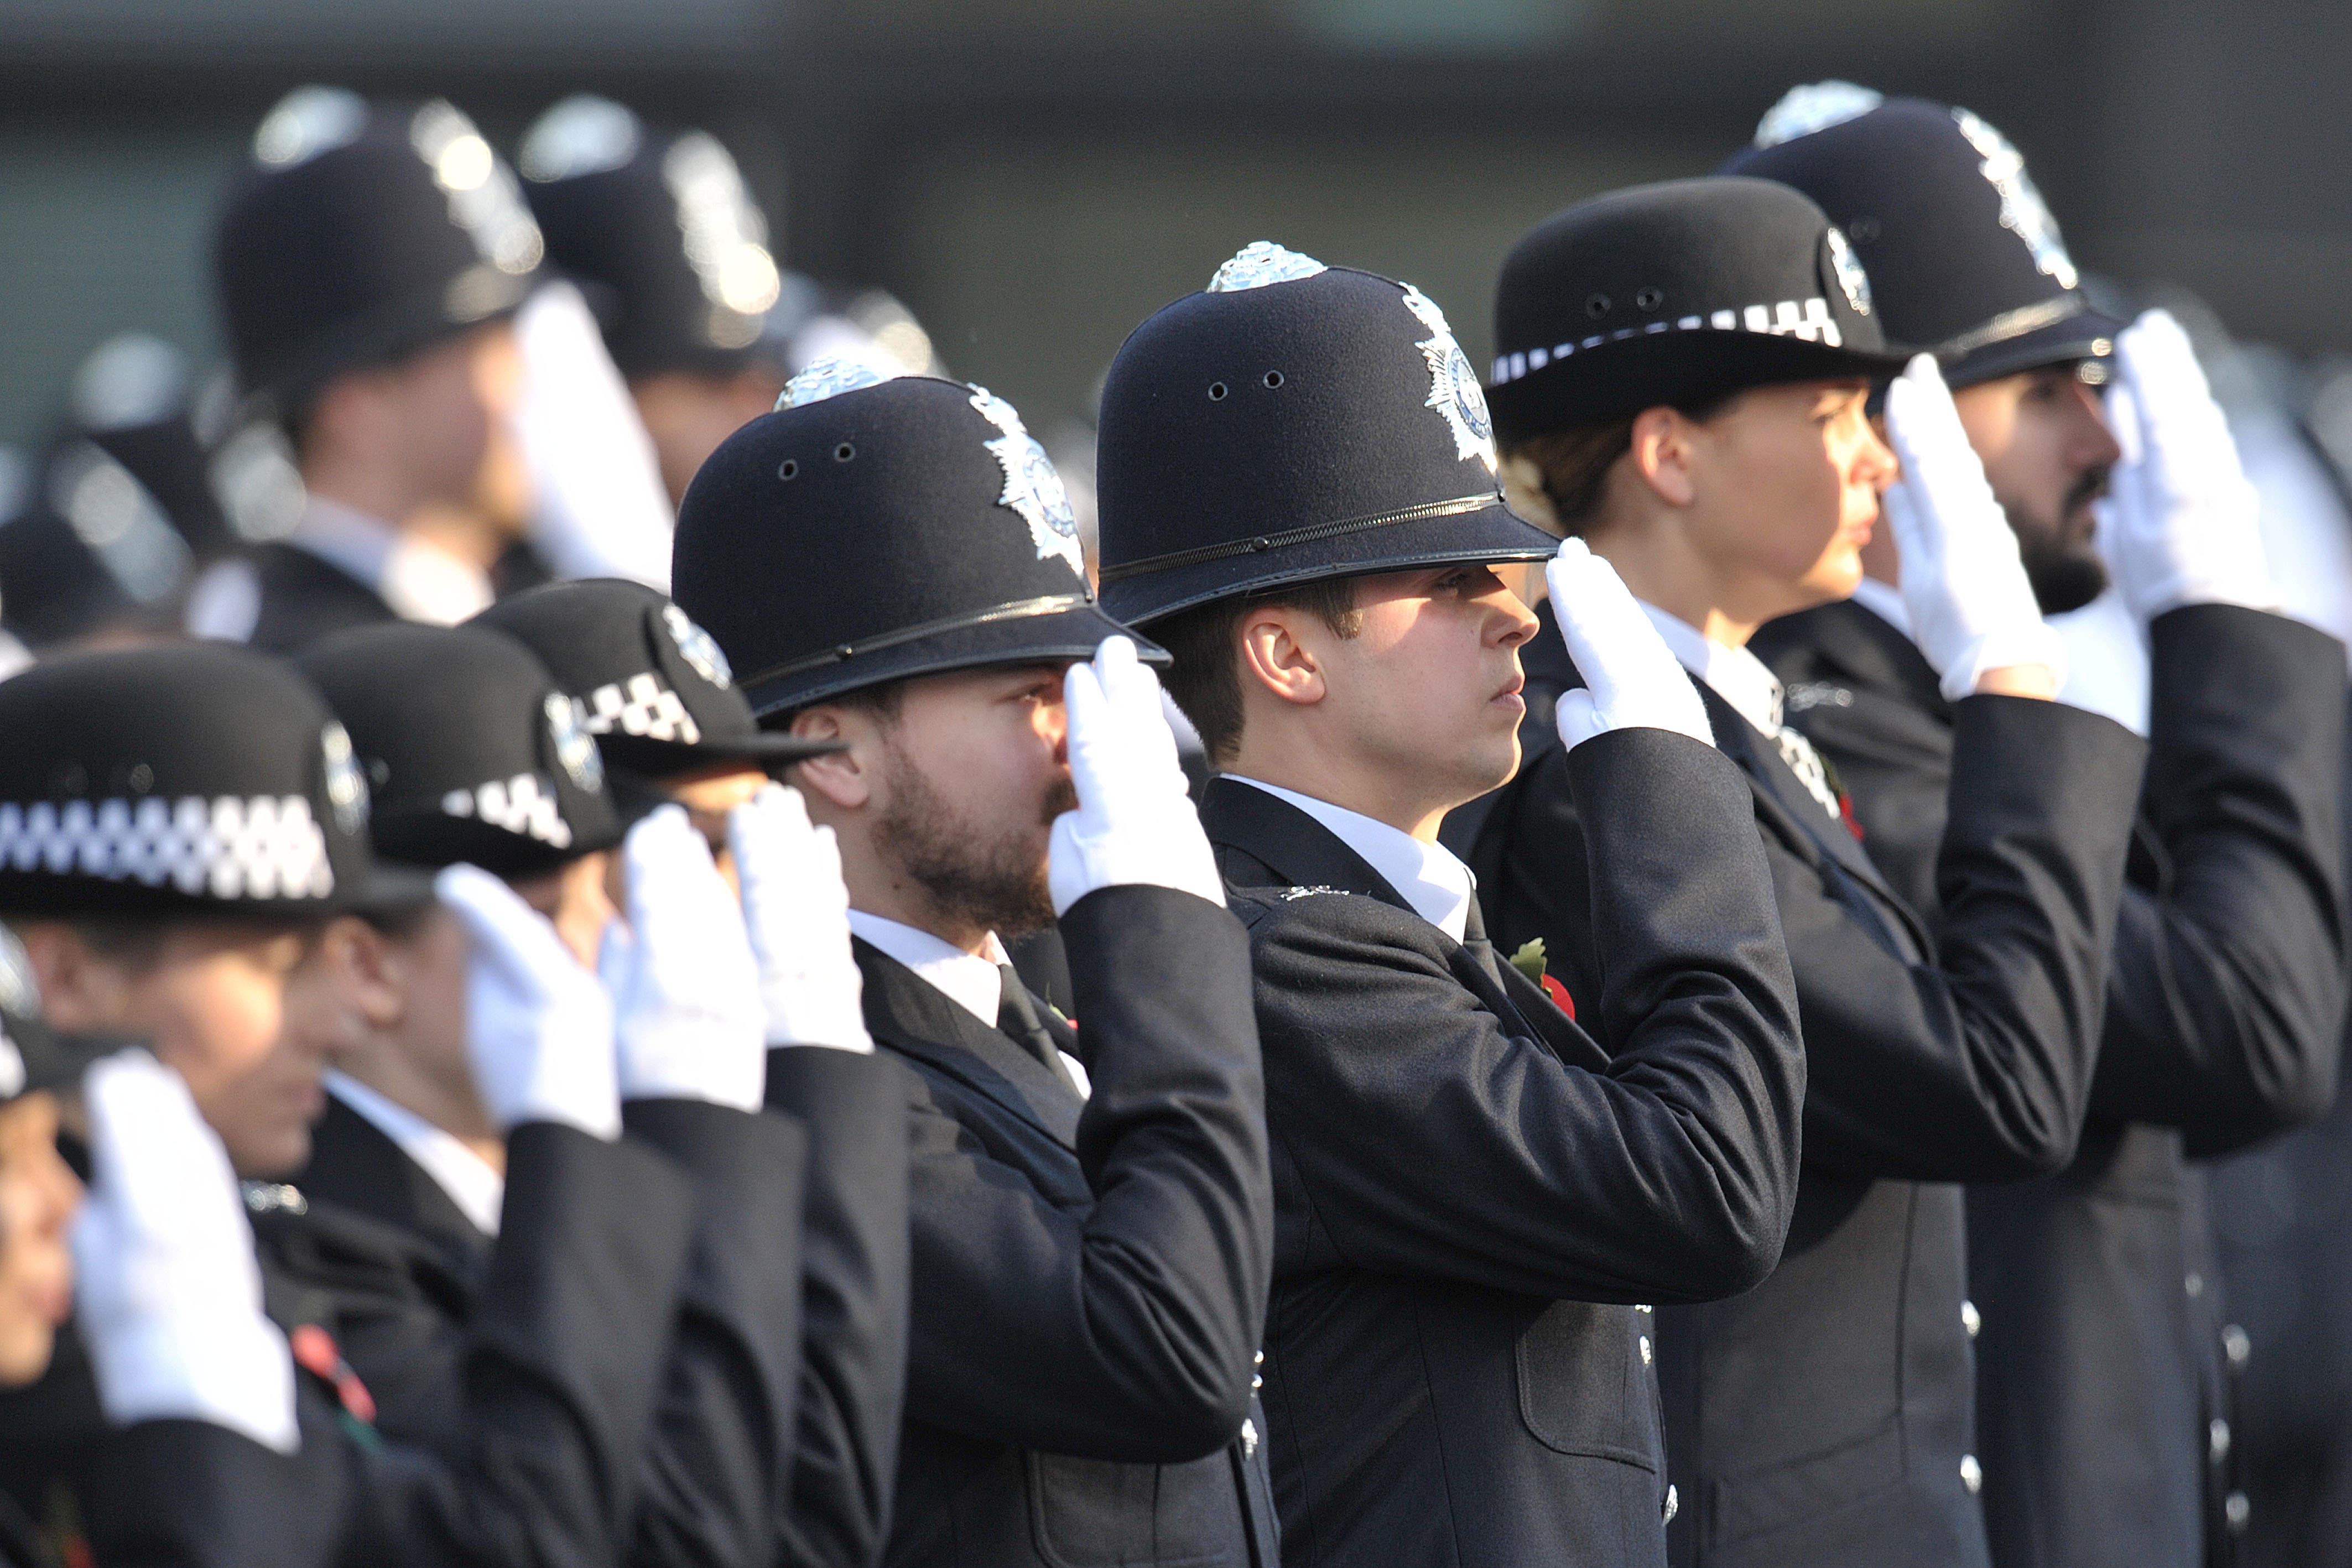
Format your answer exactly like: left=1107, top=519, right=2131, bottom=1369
left=1399, top=284, right=1497, bottom=472
left=320, top=721, right=371, bottom=836
left=969, top=386, right=1085, bottom=579
left=1949, top=107, right=2078, bottom=290
left=1208, top=240, right=1328, bottom=293
left=776, top=356, right=892, bottom=411
left=1753, top=80, right=1885, bottom=148
left=544, top=694, right=605, bottom=793
left=662, top=603, right=733, bottom=688
left=1824, top=227, right=1873, bottom=317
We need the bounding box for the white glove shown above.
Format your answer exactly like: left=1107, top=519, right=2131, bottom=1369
left=2100, top=309, right=2276, bottom=620
left=728, top=784, right=873, bottom=1053
left=512, top=281, right=676, bottom=590
left=1048, top=637, right=1227, bottom=916
left=1883, top=353, right=2069, bottom=700
left=1546, top=538, right=1715, bottom=751
left=598, top=806, right=771, bottom=1109
left=436, top=863, right=622, bottom=1139
left=70, top=1050, right=299, bottom=1455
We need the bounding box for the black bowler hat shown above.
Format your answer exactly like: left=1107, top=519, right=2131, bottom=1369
left=215, top=86, right=545, bottom=418
left=1486, top=178, right=1908, bottom=444
left=296, top=624, right=622, bottom=881
left=471, top=578, right=844, bottom=780
left=0, top=643, right=427, bottom=918
left=521, top=96, right=791, bottom=382
left=672, top=363, right=1147, bottom=717
left=1724, top=85, right=2124, bottom=388
left=1095, top=243, right=1555, bottom=626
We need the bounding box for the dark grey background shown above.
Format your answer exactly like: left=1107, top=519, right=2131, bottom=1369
left=1, top=0, right=2341, bottom=450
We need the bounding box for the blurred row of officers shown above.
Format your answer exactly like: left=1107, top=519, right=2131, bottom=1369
left=0, top=72, right=2349, bottom=1568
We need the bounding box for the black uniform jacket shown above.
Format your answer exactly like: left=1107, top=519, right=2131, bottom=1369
left=1755, top=598, right=2348, bottom=1568
left=1210, top=738, right=1807, bottom=1568
left=280, top=1058, right=910, bottom=1568
left=867, top=883, right=1278, bottom=1568
left=209, top=541, right=400, bottom=654
left=79, top=1118, right=701, bottom=1567
left=1463, top=601, right=2148, bottom=1568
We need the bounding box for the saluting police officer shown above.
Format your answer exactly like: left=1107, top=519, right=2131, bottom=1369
left=186, top=86, right=547, bottom=651
left=1471, top=175, right=2151, bottom=1568
left=0, top=643, right=715, bottom=1565
left=1094, top=242, right=1808, bottom=1568
left=672, top=360, right=1276, bottom=1567
left=1735, top=89, right=2350, bottom=1568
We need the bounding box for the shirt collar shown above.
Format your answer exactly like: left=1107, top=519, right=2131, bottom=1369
left=324, top=1070, right=504, bottom=1238
left=1637, top=601, right=1784, bottom=738
left=292, top=498, right=496, bottom=627
left=846, top=911, right=1009, bottom=1028
left=1847, top=575, right=1912, bottom=639
left=1225, top=777, right=1476, bottom=942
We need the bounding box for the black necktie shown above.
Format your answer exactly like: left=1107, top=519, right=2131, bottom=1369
left=1457, top=897, right=1510, bottom=990
left=997, top=965, right=1076, bottom=1091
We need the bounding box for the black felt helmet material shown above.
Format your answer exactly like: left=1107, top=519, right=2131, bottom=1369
left=1487, top=177, right=1908, bottom=444
left=0, top=643, right=424, bottom=918
left=296, top=623, right=622, bottom=881
left=521, top=96, right=788, bottom=382
left=215, top=87, right=545, bottom=418
left=1724, top=86, right=2124, bottom=388
left=671, top=366, right=1147, bottom=717
left=1094, top=243, right=1555, bottom=627
left=471, top=578, right=844, bottom=779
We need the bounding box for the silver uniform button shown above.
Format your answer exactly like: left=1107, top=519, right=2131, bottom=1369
left=1961, top=1299, right=1981, bottom=1339
left=1960, top=1455, right=1982, bottom=1494
left=2224, top=1325, right=2251, bottom=1368
left=1663, top=1483, right=1678, bottom=1524
left=2225, top=1491, right=2251, bottom=1531
left=1255, top=1350, right=1265, bottom=1364
left=1639, top=1335, right=1653, bottom=1366
left=1241, top=1418, right=1258, bottom=1458
left=2186, top=1272, right=2205, bottom=1298
left=2210, top=1418, right=2232, bottom=1463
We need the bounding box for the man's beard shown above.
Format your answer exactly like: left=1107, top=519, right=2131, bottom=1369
left=873, top=734, right=1077, bottom=941
left=2006, top=466, right=2111, bottom=615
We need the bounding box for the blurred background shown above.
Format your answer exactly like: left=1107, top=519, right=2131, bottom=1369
left=3, top=0, right=2348, bottom=454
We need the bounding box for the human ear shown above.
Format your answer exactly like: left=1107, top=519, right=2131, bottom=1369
left=321, top=917, right=405, bottom=1033
left=1626, top=406, right=1699, bottom=509
left=787, top=706, right=876, bottom=812
left=12, top=924, right=119, bottom=1035
left=1236, top=608, right=1328, bottom=711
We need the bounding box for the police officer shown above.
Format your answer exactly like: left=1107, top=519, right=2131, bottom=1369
left=1472, top=175, right=2153, bottom=1567
left=0, top=642, right=714, bottom=1565
left=1093, top=242, right=1809, bottom=1567
left=186, top=86, right=546, bottom=651
left=673, top=360, right=1274, bottom=1567
left=1735, top=89, right=2350, bottom=1568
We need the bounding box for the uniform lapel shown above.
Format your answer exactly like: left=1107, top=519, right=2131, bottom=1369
left=296, top=1093, right=491, bottom=1277
left=854, top=938, right=1084, bottom=1150
left=1793, top=598, right=1949, bottom=720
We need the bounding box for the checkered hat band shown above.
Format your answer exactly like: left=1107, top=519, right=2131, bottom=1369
left=1489, top=297, right=1844, bottom=386
left=0, top=795, right=335, bottom=901
left=440, top=772, right=573, bottom=849
left=583, top=674, right=701, bottom=747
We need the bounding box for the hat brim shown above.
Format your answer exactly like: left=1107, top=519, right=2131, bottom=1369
left=1488, top=330, right=1911, bottom=446
left=1100, top=494, right=1558, bottom=629
left=1943, top=306, right=2127, bottom=389
left=594, top=728, right=849, bottom=783
left=741, top=600, right=1164, bottom=719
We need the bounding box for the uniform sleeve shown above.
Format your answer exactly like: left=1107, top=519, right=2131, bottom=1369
left=763, top=1047, right=912, bottom=1568
left=2089, top=604, right=2349, bottom=1154
left=620, top=1097, right=811, bottom=1568
left=902, top=884, right=1271, bottom=1466
left=1276, top=727, right=1804, bottom=1305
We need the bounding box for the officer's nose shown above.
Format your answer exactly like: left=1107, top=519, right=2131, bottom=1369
left=1492, top=585, right=1541, bottom=650
left=2072, top=381, right=2125, bottom=471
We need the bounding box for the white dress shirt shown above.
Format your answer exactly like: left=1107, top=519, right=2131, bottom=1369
left=325, top=1070, right=505, bottom=1238
left=1224, top=777, right=1476, bottom=942
left=1637, top=602, right=1786, bottom=738
left=847, top=911, right=1090, bottom=1097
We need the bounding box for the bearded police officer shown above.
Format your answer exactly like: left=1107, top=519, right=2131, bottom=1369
left=1735, top=88, right=2350, bottom=1568
left=1093, top=242, right=1808, bottom=1568
left=0, top=643, right=716, bottom=1566
left=673, top=362, right=1275, bottom=1568
left=186, top=86, right=546, bottom=651
left=1471, top=176, right=2153, bottom=1568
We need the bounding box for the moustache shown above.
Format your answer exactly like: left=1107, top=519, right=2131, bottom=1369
left=2064, top=467, right=2111, bottom=525
left=1040, top=774, right=1080, bottom=826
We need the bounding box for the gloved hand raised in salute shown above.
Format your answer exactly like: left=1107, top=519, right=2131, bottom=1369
left=2100, top=308, right=2277, bottom=622
left=600, top=805, right=773, bottom=1111
left=71, top=1049, right=300, bottom=1455
left=1547, top=536, right=1716, bottom=752
left=729, top=782, right=874, bottom=1054
left=1882, top=352, right=2069, bottom=701
left=1048, top=635, right=1227, bottom=915
left=437, top=863, right=622, bottom=1140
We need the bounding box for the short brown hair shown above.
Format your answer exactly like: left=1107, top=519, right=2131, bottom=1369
left=1154, top=576, right=1364, bottom=765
